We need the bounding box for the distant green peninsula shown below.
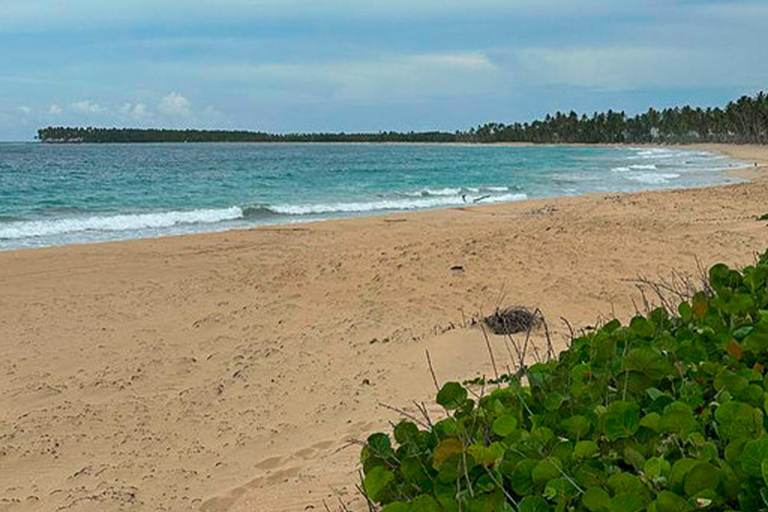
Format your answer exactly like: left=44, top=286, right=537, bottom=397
left=38, top=92, right=767, bottom=144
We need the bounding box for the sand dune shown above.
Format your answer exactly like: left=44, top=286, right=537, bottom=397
left=1, top=144, right=768, bottom=511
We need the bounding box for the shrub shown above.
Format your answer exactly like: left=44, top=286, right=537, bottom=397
left=360, top=250, right=768, bottom=511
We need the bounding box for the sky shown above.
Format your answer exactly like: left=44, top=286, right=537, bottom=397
left=1, top=0, right=767, bottom=140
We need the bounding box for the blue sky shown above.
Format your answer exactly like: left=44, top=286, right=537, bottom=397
left=1, top=0, right=767, bottom=140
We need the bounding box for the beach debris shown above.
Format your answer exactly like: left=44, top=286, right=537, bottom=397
left=529, top=204, right=558, bottom=216
left=483, top=306, right=541, bottom=335
left=450, top=265, right=464, bottom=273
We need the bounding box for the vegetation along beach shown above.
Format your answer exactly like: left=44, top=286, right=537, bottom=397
left=3, top=1, right=768, bottom=511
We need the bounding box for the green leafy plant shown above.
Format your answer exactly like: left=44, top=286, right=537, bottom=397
left=360, top=250, right=768, bottom=511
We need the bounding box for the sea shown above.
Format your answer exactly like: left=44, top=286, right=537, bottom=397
left=0, top=143, right=748, bottom=251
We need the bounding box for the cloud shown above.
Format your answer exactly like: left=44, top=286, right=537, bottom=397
left=71, top=99, right=105, bottom=113
left=157, top=92, right=192, bottom=117
left=120, top=102, right=150, bottom=118
left=17, top=106, right=31, bottom=114
left=48, top=104, right=63, bottom=115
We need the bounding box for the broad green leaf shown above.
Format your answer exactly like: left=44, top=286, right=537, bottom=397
left=683, top=463, right=720, bottom=497
left=411, top=495, right=440, bottom=512
left=622, top=348, right=670, bottom=379
left=582, top=487, right=611, bottom=512
left=432, top=438, right=463, bottom=470
left=715, top=401, right=764, bottom=441
left=381, top=503, right=411, bottom=512
left=609, top=493, right=648, bottom=512
left=363, top=466, right=395, bottom=502
left=532, top=457, right=562, bottom=485
left=518, top=496, right=551, bottom=512
left=659, top=402, right=699, bottom=436
left=670, top=459, right=697, bottom=494
left=562, top=415, right=591, bottom=439
left=436, top=382, right=467, bottom=410
left=394, top=421, right=420, bottom=445
left=740, top=438, right=768, bottom=478
left=492, top=414, right=518, bottom=437
left=602, top=401, right=641, bottom=441
left=654, top=491, right=689, bottom=512
left=574, top=440, right=599, bottom=460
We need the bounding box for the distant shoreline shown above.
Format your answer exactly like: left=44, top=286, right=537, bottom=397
left=34, top=92, right=768, bottom=145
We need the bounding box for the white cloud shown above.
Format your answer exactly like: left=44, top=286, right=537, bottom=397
left=48, top=104, right=63, bottom=115
left=157, top=92, right=192, bottom=117
left=17, top=106, right=31, bottom=114
left=71, top=99, right=105, bottom=113
left=120, top=102, right=150, bottom=118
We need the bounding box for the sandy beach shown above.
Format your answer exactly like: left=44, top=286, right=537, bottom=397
left=1, top=143, right=768, bottom=512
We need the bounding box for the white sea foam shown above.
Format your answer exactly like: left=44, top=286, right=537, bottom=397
left=626, top=172, right=681, bottom=184
left=403, top=186, right=509, bottom=197
left=403, top=187, right=462, bottom=197
left=0, top=207, right=244, bottom=240
left=269, top=193, right=527, bottom=215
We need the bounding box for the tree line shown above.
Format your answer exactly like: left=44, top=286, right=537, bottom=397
left=38, top=92, right=768, bottom=144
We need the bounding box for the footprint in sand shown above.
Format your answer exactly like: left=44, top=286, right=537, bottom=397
left=254, top=455, right=283, bottom=470
left=293, top=440, right=334, bottom=460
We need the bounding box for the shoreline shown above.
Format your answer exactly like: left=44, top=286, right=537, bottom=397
left=2, top=144, right=768, bottom=512
left=0, top=143, right=762, bottom=256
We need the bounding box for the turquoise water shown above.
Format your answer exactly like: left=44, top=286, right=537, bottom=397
left=0, top=143, right=746, bottom=250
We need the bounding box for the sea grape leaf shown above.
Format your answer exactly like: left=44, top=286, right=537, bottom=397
left=715, top=401, right=764, bottom=441
left=437, top=452, right=475, bottom=483
left=381, top=503, right=411, bottom=512
left=683, top=463, right=721, bottom=497
left=433, top=418, right=459, bottom=439
left=411, top=495, right=440, bottom=512
left=670, top=459, right=698, bottom=494
left=467, top=444, right=498, bottom=466
left=367, top=433, right=395, bottom=460
left=562, top=415, right=591, bottom=439
left=607, top=472, right=645, bottom=497
left=622, top=348, right=670, bottom=379
left=492, top=414, right=518, bottom=437
left=654, top=491, right=690, bottom=512
left=582, top=487, right=611, bottom=512
left=740, top=438, right=768, bottom=478
left=364, top=466, right=396, bottom=502
left=544, top=392, right=566, bottom=411
left=714, top=369, right=748, bottom=394
left=394, top=421, right=420, bottom=446
left=744, top=315, right=768, bottom=353
left=602, top=401, right=641, bottom=441
left=630, top=316, right=655, bottom=338
left=432, top=438, right=463, bottom=470
left=400, top=457, right=432, bottom=489
left=518, top=495, right=551, bottom=512
left=574, top=440, right=599, bottom=460
left=609, top=493, right=648, bottom=512
left=658, top=402, right=699, bottom=436
left=532, top=457, right=562, bottom=485
left=644, top=457, right=671, bottom=485
left=692, top=293, right=709, bottom=319
left=437, top=382, right=468, bottom=410
left=510, top=459, right=537, bottom=495
left=639, top=412, right=661, bottom=432
left=544, top=477, right=580, bottom=502
left=762, top=459, right=768, bottom=488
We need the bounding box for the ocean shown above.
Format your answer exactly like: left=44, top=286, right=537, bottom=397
left=0, top=143, right=747, bottom=251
